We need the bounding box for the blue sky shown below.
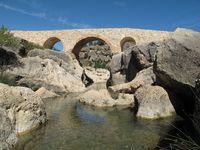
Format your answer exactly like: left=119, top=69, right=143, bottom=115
left=0, top=0, right=200, bottom=31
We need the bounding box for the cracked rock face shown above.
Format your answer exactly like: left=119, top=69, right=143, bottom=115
left=0, top=83, right=47, bottom=134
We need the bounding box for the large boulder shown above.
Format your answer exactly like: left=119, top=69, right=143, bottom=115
left=84, top=67, right=110, bottom=83
left=109, top=42, right=158, bottom=82
left=78, top=89, right=134, bottom=107
left=6, top=56, right=86, bottom=93
left=79, top=89, right=116, bottom=107
left=0, top=83, right=47, bottom=134
left=0, top=108, right=17, bottom=150
left=134, top=85, right=175, bottom=119
left=28, top=49, right=83, bottom=80
left=154, top=28, right=200, bottom=114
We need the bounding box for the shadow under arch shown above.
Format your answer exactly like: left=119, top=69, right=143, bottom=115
left=72, top=36, right=112, bottom=59
left=120, top=37, right=136, bottom=51
left=43, top=37, right=64, bottom=50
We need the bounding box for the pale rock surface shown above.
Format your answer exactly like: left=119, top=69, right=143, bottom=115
left=134, top=85, right=175, bottom=119
left=109, top=67, right=155, bottom=98
left=79, top=89, right=115, bottom=107
left=6, top=56, right=86, bottom=93
left=28, top=49, right=84, bottom=80
left=36, top=87, right=58, bottom=99
left=79, top=89, right=134, bottom=107
left=84, top=67, right=110, bottom=83
left=0, top=83, right=47, bottom=134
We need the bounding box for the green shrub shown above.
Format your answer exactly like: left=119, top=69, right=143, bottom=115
left=0, top=26, right=21, bottom=49
left=0, top=26, right=44, bottom=57
left=19, top=39, right=44, bottom=56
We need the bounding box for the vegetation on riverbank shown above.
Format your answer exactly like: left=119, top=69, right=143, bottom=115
left=0, top=26, right=44, bottom=56
left=0, top=26, right=45, bottom=85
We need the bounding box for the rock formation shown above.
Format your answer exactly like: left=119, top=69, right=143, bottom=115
left=154, top=28, right=200, bottom=115
left=6, top=51, right=86, bottom=93
left=0, top=83, right=47, bottom=134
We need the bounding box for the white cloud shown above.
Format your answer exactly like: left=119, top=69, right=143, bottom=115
left=0, top=3, right=47, bottom=19
left=0, top=2, right=92, bottom=29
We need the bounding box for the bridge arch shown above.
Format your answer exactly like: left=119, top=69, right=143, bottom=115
left=120, top=37, right=136, bottom=51
left=43, top=37, right=64, bottom=51
left=72, top=35, right=113, bottom=58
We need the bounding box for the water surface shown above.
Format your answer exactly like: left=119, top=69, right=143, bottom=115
left=13, top=95, right=177, bottom=150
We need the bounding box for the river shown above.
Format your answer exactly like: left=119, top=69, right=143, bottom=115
left=13, top=94, right=178, bottom=150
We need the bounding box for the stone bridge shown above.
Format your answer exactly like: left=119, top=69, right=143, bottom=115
left=12, top=28, right=172, bottom=55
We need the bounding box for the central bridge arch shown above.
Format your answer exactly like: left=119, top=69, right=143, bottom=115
left=72, top=35, right=113, bottom=59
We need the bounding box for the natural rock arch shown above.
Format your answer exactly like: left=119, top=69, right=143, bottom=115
left=120, top=37, right=136, bottom=51
left=72, top=36, right=112, bottom=59
left=43, top=37, right=64, bottom=50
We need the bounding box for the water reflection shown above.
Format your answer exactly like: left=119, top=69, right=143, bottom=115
left=74, top=103, right=106, bottom=124
left=13, top=96, right=176, bottom=150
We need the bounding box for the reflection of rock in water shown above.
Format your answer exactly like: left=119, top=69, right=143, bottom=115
left=74, top=103, right=106, bottom=124
left=14, top=125, right=46, bottom=150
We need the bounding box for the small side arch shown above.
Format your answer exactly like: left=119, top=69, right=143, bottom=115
left=43, top=37, right=64, bottom=51
left=120, top=37, right=136, bottom=51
